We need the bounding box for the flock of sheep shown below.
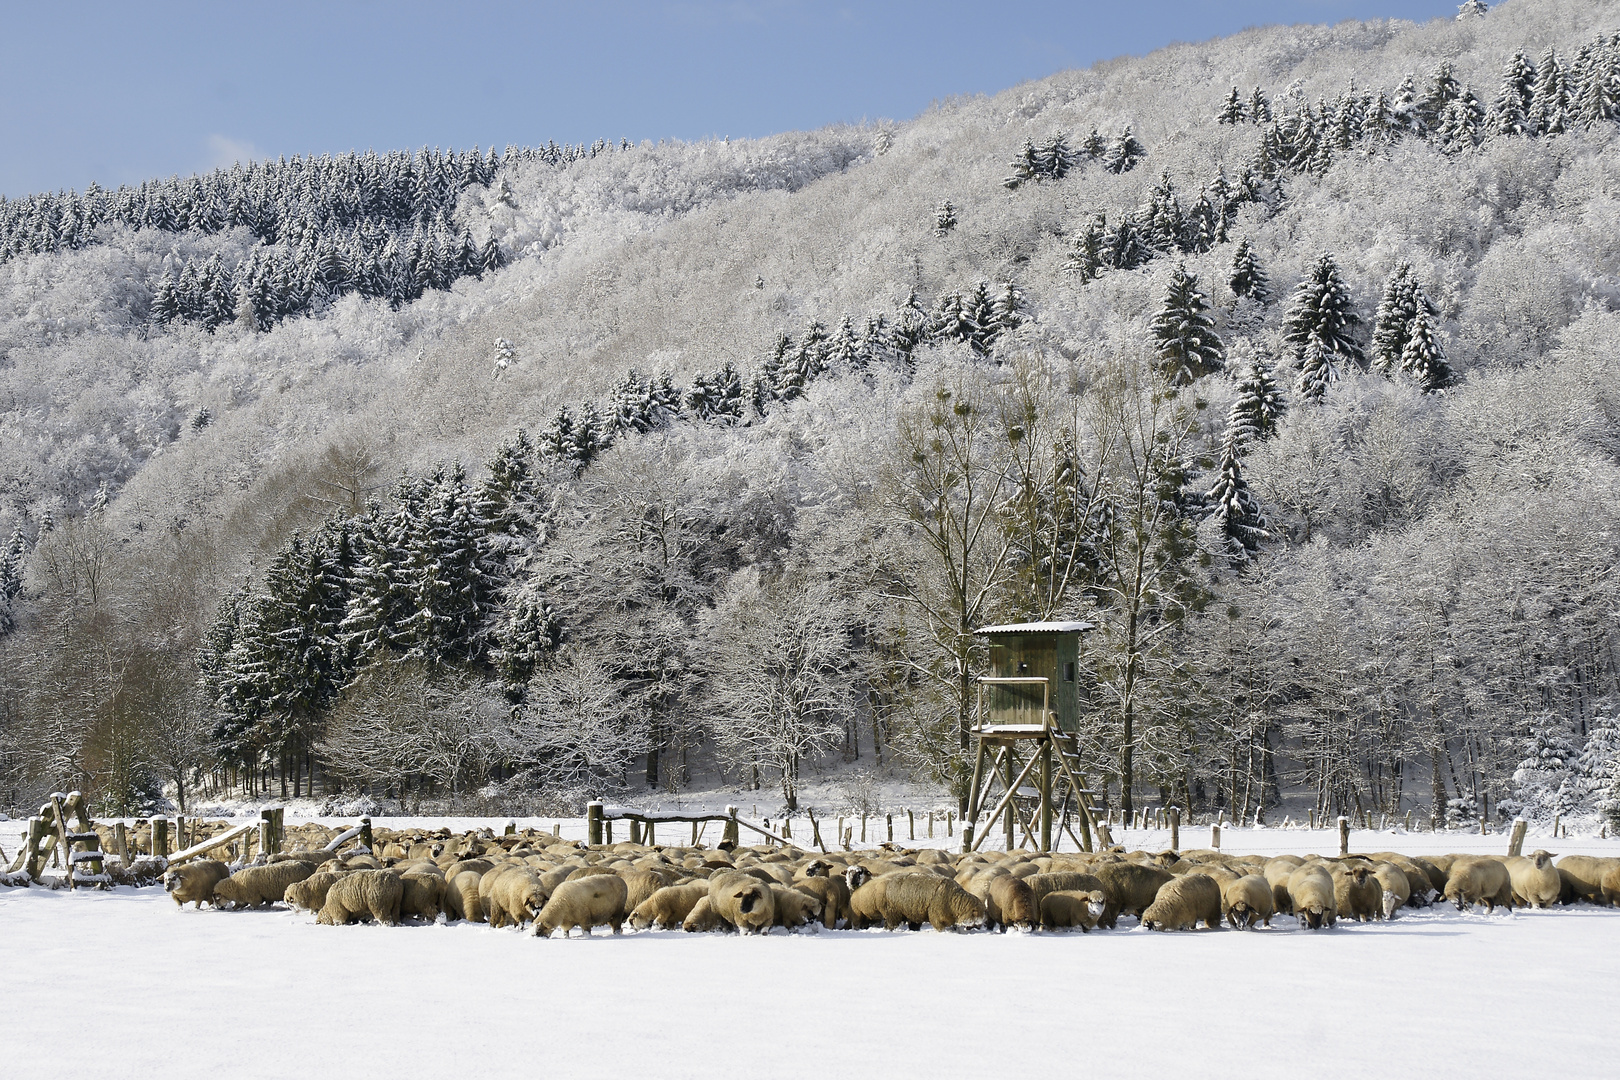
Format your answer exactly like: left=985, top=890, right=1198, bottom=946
left=157, top=823, right=1620, bottom=935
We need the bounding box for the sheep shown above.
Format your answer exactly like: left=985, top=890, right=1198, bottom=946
left=486, top=868, right=549, bottom=930
left=1039, top=890, right=1107, bottom=932
left=533, top=874, right=630, bottom=938
left=868, top=873, right=986, bottom=932
left=317, top=870, right=403, bottom=926
left=162, top=859, right=231, bottom=909
left=1092, top=862, right=1175, bottom=927
left=1506, top=851, right=1561, bottom=909
left=284, top=871, right=346, bottom=913
left=1602, top=864, right=1620, bottom=907
left=1555, top=856, right=1619, bottom=904
left=791, top=873, right=852, bottom=929
left=398, top=871, right=445, bottom=921
left=1443, top=857, right=1513, bottom=912
left=1024, top=871, right=1107, bottom=910
left=970, top=874, right=1038, bottom=932
left=1263, top=858, right=1301, bottom=915
left=1332, top=863, right=1384, bottom=922
left=210, top=861, right=317, bottom=910
left=629, top=882, right=711, bottom=930
left=1370, top=862, right=1411, bottom=919
left=1141, top=873, right=1222, bottom=931
left=442, top=870, right=485, bottom=923
left=616, top=869, right=668, bottom=913
left=1286, top=865, right=1337, bottom=929
left=709, top=871, right=777, bottom=935
left=768, top=884, right=824, bottom=930
left=1222, top=875, right=1275, bottom=929
left=682, top=894, right=726, bottom=932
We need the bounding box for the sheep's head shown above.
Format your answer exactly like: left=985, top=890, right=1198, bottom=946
left=1532, top=851, right=1555, bottom=869
left=1084, top=892, right=1107, bottom=919
left=844, top=866, right=871, bottom=890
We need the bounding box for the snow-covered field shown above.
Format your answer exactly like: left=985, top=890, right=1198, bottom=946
left=7, top=819, right=1619, bottom=1076
left=3, top=885, right=1617, bottom=1078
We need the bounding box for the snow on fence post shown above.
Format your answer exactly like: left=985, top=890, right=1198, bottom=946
left=1337, top=816, right=1350, bottom=857
left=586, top=802, right=603, bottom=847
left=1211, top=822, right=1221, bottom=852
left=723, top=807, right=739, bottom=848
left=1508, top=818, right=1528, bottom=857
left=1169, top=807, right=1181, bottom=853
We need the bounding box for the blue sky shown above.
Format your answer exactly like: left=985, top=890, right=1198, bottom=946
left=0, top=1, right=1465, bottom=198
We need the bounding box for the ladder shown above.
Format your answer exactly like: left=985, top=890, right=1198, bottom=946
left=17, top=792, right=113, bottom=888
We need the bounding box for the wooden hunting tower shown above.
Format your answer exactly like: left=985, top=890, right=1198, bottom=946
left=963, top=621, right=1108, bottom=854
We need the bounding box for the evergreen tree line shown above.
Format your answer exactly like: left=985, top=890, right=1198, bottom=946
left=0, top=141, right=632, bottom=330
left=1230, top=32, right=1620, bottom=176
left=1003, top=126, right=1147, bottom=188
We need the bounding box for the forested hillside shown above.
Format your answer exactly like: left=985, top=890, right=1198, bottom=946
left=5, top=0, right=1620, bottom=829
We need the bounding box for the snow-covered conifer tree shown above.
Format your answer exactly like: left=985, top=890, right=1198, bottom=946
left=1228, top=238, right=1270, bottom=304
left=1205, top=425, right=1268, bottom=561
left=1151, top=264, right=1223, bottom=387
left=1493, top=51, right=1536, bottom=136
left=1228, top=353, right=1286, bottom=442
left=1399, top=306, right=1453, bottom=392
left=1217, top=86, right=1247, bottom=124
left=1284, top=252, right=1364, bottom=375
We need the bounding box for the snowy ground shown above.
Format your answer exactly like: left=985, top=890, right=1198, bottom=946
left=3, top=885, right=1617, bottom=1078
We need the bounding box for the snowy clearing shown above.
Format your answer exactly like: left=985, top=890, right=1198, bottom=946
left=3, top=885, right=1617, bottom=1079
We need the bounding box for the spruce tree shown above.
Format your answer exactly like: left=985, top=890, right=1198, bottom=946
left=1217, top=86, right=1247, bottom=125
left=826, top=314, right=862, bottom=371
left=1205, top=424, right=1268, bottom=561
left=1104, top=126, right=1145, bottom=174
left=1418, top=61, right=1463, bottom=129
left=1228, top=238, right=1270, bottom=304
left=1065, top=215, right=1107, bottom=283
left=990, top=282, right=1023, bottom=340
left=1493, top=51, right=1536, bottom=136
left=1228, top=354, right=1286, bottom=442
left=934, top=200, right=957, bottom=235
left=1247, top=87, right=1272, bottom=124
left=1151, top=264, right=1224, bottom=387
left=1530, top=49, right=1568, bottom=134
left=1036, top=132, right=1074, bottom=179
left=1575, top=709, right=1620, bottom=827
left=1400, top=305, right=1453, bottom=392
left=1284, top=251, right=1364, bottom=371
left=1294, top=338, right=1339, bottom=403
left=1372, top=264, right=1420, bottom=374
left=1004, top=139, right=1039, bottom=189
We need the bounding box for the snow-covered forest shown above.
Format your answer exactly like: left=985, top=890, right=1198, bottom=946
left=4, top=0, right=1620, bottom=829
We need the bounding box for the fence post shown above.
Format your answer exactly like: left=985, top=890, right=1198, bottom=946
left=927, top=811, right=934, bottom=839
left=1169, top=806, right=1181, bottom=853
left=586, top=802, right=603, bottom=847
left=908, top=810, right=915, bottom=841
left=947, top=811, right=954, bottom=837
left=860, top=814, right=867, bottom=844
left=723, top=806, right=739, bottom=848
left=628, top=819, right=642, bottom=845
left=885, top=814, right=892, bottom=843
left=1508, top=818, right=1527, bottom=857
left=359, top=816, right=374, bottom=854
left=151, top=818, right=169, bottom=860
left=807, top=808, right=826, bottom=853
left=961, top=817, right=974, bottom=854
left=1211, top=822, right=1221, bottom=852
left=1337, top=815, right=1350, bottom=857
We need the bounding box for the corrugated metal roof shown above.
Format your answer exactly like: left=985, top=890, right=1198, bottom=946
left=976, top=621, right=1094, bottom=634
